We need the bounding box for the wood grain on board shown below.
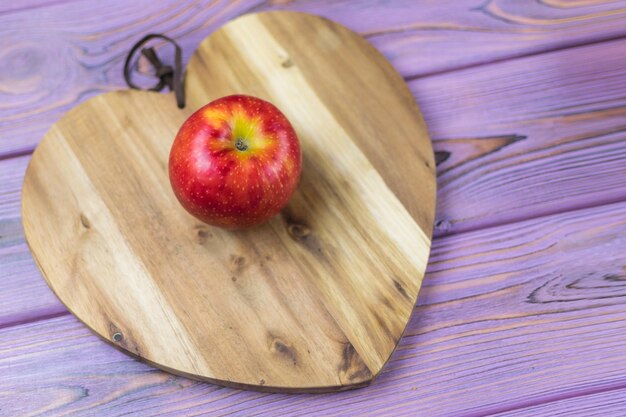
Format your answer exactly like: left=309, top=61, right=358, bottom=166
left=3, top=0, right=626, bottom=156
left=21, top=12, right=436, bottom=392
left=3, top=201, right=626, bottom=416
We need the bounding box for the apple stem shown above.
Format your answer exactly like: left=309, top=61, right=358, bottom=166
left=235, top=138, right=248, bottom=151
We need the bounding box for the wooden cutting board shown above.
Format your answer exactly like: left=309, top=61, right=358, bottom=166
left=22, top=11, right=435, bottom=392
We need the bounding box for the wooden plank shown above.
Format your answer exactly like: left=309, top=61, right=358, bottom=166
left=2, top=0, right=626, bottom=157
left=494, top=388, right=626, bottom=417
left=0, top=155, right=24, bottom=220
left=1, top=201, right=625, bottom=415
left=0, top=0, right=265, bottom=157
left=262, top=0, right=626, bottom=76
left=0, top=0, right=82, bottom=14
left=0, top=238, right=65, bottom=329
left=421, top=37, right=626, bottom=235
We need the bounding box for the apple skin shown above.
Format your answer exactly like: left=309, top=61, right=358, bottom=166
left=168, top=95, right=302, bottom=229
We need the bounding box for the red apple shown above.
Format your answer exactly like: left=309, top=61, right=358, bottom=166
left=168, top=95, right=302, bottom=229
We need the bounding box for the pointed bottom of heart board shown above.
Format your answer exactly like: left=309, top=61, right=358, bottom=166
left=22, top=11, right=436, bottom=392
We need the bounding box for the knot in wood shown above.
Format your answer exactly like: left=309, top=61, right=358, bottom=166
left=287, top=223, right=310, bottom=240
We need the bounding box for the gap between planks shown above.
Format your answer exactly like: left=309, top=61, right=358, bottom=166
left=461, top=379, right=626, bottom=417
left=435, top=191, right=626, bottom=238
left=0, top=308, right=68, bottom=332
left=0, top=148, right=33, bottom=163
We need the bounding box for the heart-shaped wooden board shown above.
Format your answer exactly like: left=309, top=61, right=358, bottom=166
left=22, top=11, right=435, bottom=392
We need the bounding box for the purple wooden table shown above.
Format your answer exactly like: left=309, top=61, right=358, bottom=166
left=2, top=1, right=626, bottom=416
